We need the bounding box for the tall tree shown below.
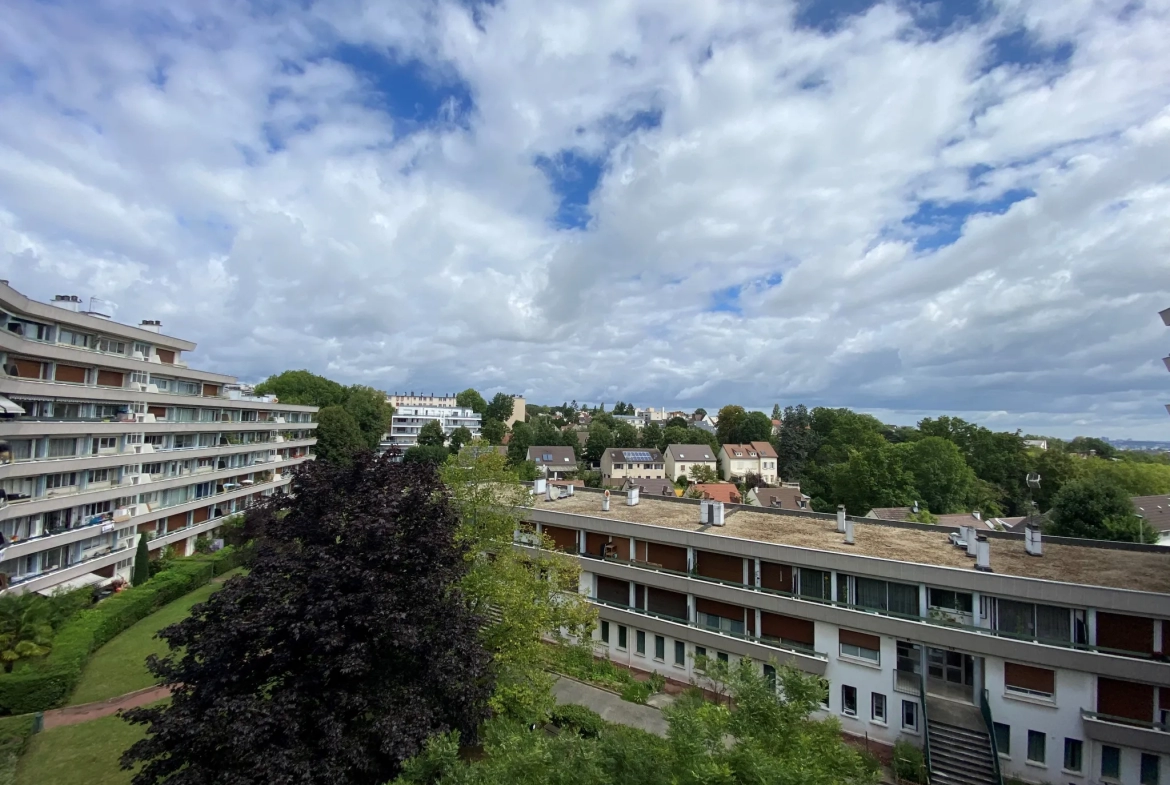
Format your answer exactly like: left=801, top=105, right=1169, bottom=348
left=484, top=393, right=517, bottom=424
left=692, top=408, right=707, bottom=419
left=417, top=419, right=447, bottom=448
left=121, top=454, right=494, bottom=785
left=481, top=419, right=507, bottom=445
left=665, top=416, right=688, bottom=429
left=895, top=436, right=976, bottom=514
left=254, top=370, right=348, bottom=407
left=1067, top=436, right=1116, bottom=459
left=612, top=422, right=640, bottom=449
left=447, top=426, right=473, bottom=453
left=403, top=445, right=449, bottom=465
left=773, top=405, right=818, bottom=483
left=771, top=404, right=781, bottom=420
left=456, top=388, right=488, bottom=414
left=1048, top=478, right=1141, bottom=541
left=507, top=421, right=534, bottom=465
left=313, top=405, right=366, bottom=465
left=132, top=534, right=150, bottom=586
left=828, top=446, right=916, bottom=515
left=529, top=417, right=563, bottom=448
left=734, top=411, right=773, bottom=444
left=584, top=423, right=614, bottom=464
left=715, top=405, right=746, bottom=445
left=344, top=385, right=394, bottom=451
left=640, top=421, right=663, bottom=451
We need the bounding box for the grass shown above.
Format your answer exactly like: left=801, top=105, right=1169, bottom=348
left=14, top=711, right=146, bottom=785
left=67, top=568, right=244, bottom=706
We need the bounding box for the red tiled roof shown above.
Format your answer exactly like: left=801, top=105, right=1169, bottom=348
left=694, top=483, right=741, bottom=504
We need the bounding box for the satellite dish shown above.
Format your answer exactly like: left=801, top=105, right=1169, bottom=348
left=1026, top=473, right=1041, bottom=489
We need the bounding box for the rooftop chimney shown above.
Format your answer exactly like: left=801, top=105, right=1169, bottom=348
left=139, top=319, right=162, bottom=333
left=836, top=505, right=846, bottom=533
left=710, top=501, right=725, bottom=526
left=545, top=483, right=555, bottom=502
left=626, top=486, right=640, bottom=506
left=700, top=498, right=711, bottom=524
left=565, top=484, right=574, bottom=497
left=844, top=519, right=855, bottom=545
left=534, top=478, right=547, bottom=495
left=975, top=535, right=992, bottom=572
left=51, top=295, right=82, bottom=312
left=602, top=490, right=611, bottom=511
left=966, top=526, right=978, bottom=558
left=972, top=510, right=981, bottom=522
left=1024, top=522, right=1042, bottom=557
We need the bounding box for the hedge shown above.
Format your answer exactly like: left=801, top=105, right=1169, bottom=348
left=0, top=714, right=35, bottom=785
left=0, top=547, right=244, bottom=715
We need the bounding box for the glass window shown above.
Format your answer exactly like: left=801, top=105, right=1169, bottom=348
left=48, top=438, right=77, bottom=458
left=840, top=642, right=880, bottom=663
left=695, top=646, right=706, bottom=662
left=842, top=685, right=857, bottom=716
left=994, top=723, right=1010, bottom=757
left=996, top=599, right=1035, bottom=636
left=817, top=678, right=830, bottom=708
left=1141, top=753, right=1160, bottom=785
left=87, top=469, right=108, bottom=483
left=872, top=692, right=886, bottom=722
left=617, top=625, right=627, bottom=650
left=901, top=700, right=918, bottom=731
left=673, top=640, right=684, bottom=666
left=716, top=651, right=728, bottom=663
left=764, top=664, right=777, bottom=690
left=1063, top=739, right=1082, bottom=773
left=655, top=635, right=665, bottom=660
left=636, top=630, right=645, bottom=656
left=1101, top=746, right=1121, bottom=780
left=928, top=588, right=973, bottom=614
left=600, top=621, right=609, bottom=644
left=1035, top=604, right=1071, bottom=642
left=1026, top=730, right=1045, bottom=764
left=799, top=568, right=830, bottom=600
left=45, top=472, right=78, bottom=489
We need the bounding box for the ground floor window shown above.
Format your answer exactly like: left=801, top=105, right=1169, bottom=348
left=842, top=685, right=857, bottom=716
left=673, top=640, right=684, bottom=666
left=655, top=635, right=665, bottom=661
left=871, top=692, right=886, bottom=723
left=1063, top=739, right=1082, bottom=773
left=617, top=626, right=627, bottom=650
left=994, top=723, right=1010, bottom=757
left=1101, top=745, right=1120, bottom=780
left=1141, top=753, right=1160, bottom=785
left=636, top=630, right=645, bottom=656
left=600, top=621, right=609, bottom=644
left=1026, top=731, right=1045, bottom=765
left=901, top=700, right=918, bottom=732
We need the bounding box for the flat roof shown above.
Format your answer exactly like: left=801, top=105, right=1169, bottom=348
left=528, top=493, right=1170, bottom=594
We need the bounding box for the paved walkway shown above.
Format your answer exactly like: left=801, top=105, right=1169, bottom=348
left=42, top=684, right=172, bottom=730
left=552, top=676, right=670, bottom=737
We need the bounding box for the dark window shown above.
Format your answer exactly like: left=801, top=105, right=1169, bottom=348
left=817, top=678, right=830, bottom=708
left=716, top=651, right=728, bottom=663
left=654, top=635, right=665, bottom=660
left=798, top=568, right=830, bottom=600
left=993, top=722, right=1010, bottom=757
left=763, top=664, right=777, bottom=690
left=1101, top=746, right=1120, bottom=779
left=871, top=692, right=886, bottom=722
left=617, top=626, right=627, bottom=650
left=1063, top=739, right=1082, bottom=773
left=842, top=685, right=857, bottom=716
left=928, top=588, right=973, bottom=614
left=673, top=640, right=684, bottom=665
left=600, top=621, right=609, bottom=644
left=1141, top=753, right=1160, bottom=785
left=636, top=630, right=646, bottom=655
left=695, top=646, right=706, bottom=661
left=1026, top=730, right=1045, bottom=764
left=902, top=700, right=918, bottom=731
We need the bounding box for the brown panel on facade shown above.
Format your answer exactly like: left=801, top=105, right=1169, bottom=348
left=54, top=364, right=87, bottom=384
left=137, top=522, right=156, bottom=535
left=93, top=564, right=115, bottom=578
left=609, top=536, right=630, bottom=561
left=634, top=540, right=648, bottom=562
left=202, top=384, right=220, bottom=397
left=148, top=406, right=167, bottom=418
left=760, top=612, right=815, bottom=644
left=1004, top=662, right=1055, bottom=694
left=96, top=369, right=124, bottom=387
left=646, top=587, right=688, bottom=621
left=646, top=542, right=687, bottom=572
left=1096, top=612, right=1155, bottom=655
left=11, top=359, right=42, bottom=379
left=596, top=576, right=630, bottom=605
left=192, top=507, right=210, bottom=523
left=695, top=550, right=744, bottom=583
left=585, top=532, right=613, bottom=558
left=166, top=512, right=188, bottom=532
left=1097, top=678, right=1154, bottom=722
left=696, top=597, right=746, bottom=622
left=155, top=349, right=175, bottom=364
left=839, top=629, right=881, bottom=651
left=760, top=561, right=792, bottom=593
left=542, top=525, right=578, bottom=552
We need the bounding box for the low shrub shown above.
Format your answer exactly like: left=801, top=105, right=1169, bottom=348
left=549, top=704, right=605, bottom=738
left=619, top=681, right=653, bottom=705
left=892, top=738, right=927, bottom=784
left=0, top=713, right=35, bottom=785
left=0, top=547, right=242, bottom=715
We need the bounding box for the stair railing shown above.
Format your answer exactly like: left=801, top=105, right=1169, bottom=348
left=979, top=688, right=1005, bottom=785
left=919, top=674, right=932, bottom=784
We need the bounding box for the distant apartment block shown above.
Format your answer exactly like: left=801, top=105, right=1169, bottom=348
left=388, top=392, right=458, bottom=408
left=0, top=282, right=318, bottom=595
left=720, top=442, right=778, bottom=485
left=382, top=405, right=481, bottom=449
left=600, top=448, right=664, bottom=486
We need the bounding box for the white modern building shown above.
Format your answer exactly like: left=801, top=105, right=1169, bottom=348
left=0, top=282, right=318, bottom=595
left=382, top=405, right=481, bottom=449
left=523, top=489, right=1170, bottom=785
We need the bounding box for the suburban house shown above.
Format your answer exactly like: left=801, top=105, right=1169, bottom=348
left=720, top=442, right=778, bottom=484
left=527, top=445, right=578, bottom=479
left=600, top=448, right=664, bottom=486
left=1133, top=494, right=1170, bottom=541
left=664, top=444, right=717, bottom=483
left=619, top=478, right=677, bottom=497
left=749, top=485, right=810, bottom=511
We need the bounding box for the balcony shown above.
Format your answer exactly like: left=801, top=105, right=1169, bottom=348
left=1081, top=710, right=1170, bottom=754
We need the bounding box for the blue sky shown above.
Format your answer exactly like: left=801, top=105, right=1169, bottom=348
left=1, top=0, right=1169, bottom=438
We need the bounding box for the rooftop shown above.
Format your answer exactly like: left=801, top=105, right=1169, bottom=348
left=527, top=491, right=1170, bottom=594
left=664, top=444, right=716, bottom=461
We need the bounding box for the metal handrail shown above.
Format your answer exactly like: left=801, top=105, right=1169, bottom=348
left=919, top=674, right=933, bottom=784
left=980, top=689, right=1004, bottom=785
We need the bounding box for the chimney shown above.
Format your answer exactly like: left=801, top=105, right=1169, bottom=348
left=51, top=295, right=82, bottom=312
left=844, top=519, right=855, bottom=545
left=975, top=535, right=992, bottom=572
left=139, top=319, right=162, bottom=333
left=602, top=490, right=611, bottom=511
left=565, top=483, right=574, bottom=497
left=700, top=498, right=711, bottom=524
left=1025, top=523, right=1042, bottom=557
left=972, top=510, right=981, bottom=522
left=770, top=498, right=782, bottom=508
left=626, top=487, right=640, bottom=506
left=545, top=484, right=555, bottom=502
left=966, top=526, right=978, bottom=558
left=534, top=478, right=547, bottom=495
left=836, top=505, right=846, bottom=533
left=710, top=501, right=725, bottom=526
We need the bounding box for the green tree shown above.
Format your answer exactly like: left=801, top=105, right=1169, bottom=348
left=584, top=423, right=614, bottom=464
left=313, top=405, right=366, bottom=465
left=344, top=385, right=394, bottom=450
left=417, top=419, right=447, bottom=448
left=0, top=594, right=54, bottom=672
left=693, top=408, right=707, bottom=419
left=715, top=405, right=746, bottom=445
left=403, top=445, right=450, bottom=465
left=529, top=417, right=563, bottom=448
left=1049, top=478, right=1140, bottom=541
left=1080, top=457, right=1170, bottom=496
left=481, top=419, right=507, bottom=445
left=774, top=404, right=819, bottom=483
left=1067, top=436, right=1116, bottom=458
left=448, top=426, right=474, bottom=453
left=507, top=421, right=534, bottom=465
left=640, top=421, right=664, bottom=451
left=734, top=411, right=773, bottom=444
left=829, top=446, right=917, bottom=515
left=133, top=533, right=151, bottom=586
left=666, top=416, right=689, bottom=429
left=771, top=404, right=781, bottom=420
left=612, top=422, right=639, bottom=449
left=485, top=393, right=517, bottom=424
left=456, top=388, right=488, bottom=414
left=685, top=464, right=719, bottom=484
left=254, top=370, right=347, bottom=407
left=1029, top=447, right=1080, bottom=511
left=896, top=436, right=976, bottom=514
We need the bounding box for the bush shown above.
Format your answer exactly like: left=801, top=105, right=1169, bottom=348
left=893, top=738, right=926, bottom=784
left=0, top=548, right=242, bottom=715
left=549, top=704, right=605, bottom=738
left=619, top=681, right=653, bottom=704
left=0, top=713, right=35, bottom=785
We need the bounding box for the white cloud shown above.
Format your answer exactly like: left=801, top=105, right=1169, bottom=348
left=1, top=0, right=1168, bottom=439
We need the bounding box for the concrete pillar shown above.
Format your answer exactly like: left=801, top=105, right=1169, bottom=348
left=687, top=546, right=695, bottom=573
left=830, top=571, right=839, bottom=602
left=629, top=537, right=636, bottom=561
left=629, top=582, right=636, bottom=608
left=919, top=585, right=929, bottom=618
left=578, top=530, right=586, bottom=554
left=755, top=609, right=762, bottom=639
left=1087, top=608, right=1097, bottom=647
left=687, top=594, right=695, bottom=623
left=971, top=591, right=983, bottom=627
left=743, top=558, right=749, bottom=585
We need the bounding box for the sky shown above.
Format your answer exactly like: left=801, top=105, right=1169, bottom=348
left=1, top=0, right=1169, bottom=440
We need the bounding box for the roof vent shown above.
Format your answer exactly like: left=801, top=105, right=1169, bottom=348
left=836, top=505, right=846, bottom=533
left=844, top=518, right=855, bottom=545
left=700, top=498, right=711, bottom=524
left=710, top=501, right=725, bottom=526
left=565, top=484, right=575, bottom=497
left=602, top=490, right=611, bottom=511
left=626, top=487, right=639, bottom=506
left=965, top=526, right=978, bottom=558
left=1024, top=522, right=1042, bottom=557
left=139, top=319, right=162, bottom=333
left=534, top=478, right=547, bottom=496
left=975, top=535, right=992, bottom=572
left=52, top=295, right=82, bottom=312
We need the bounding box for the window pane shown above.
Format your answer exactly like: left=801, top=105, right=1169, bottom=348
left=993, top=723, right=1010, bottom=757
left=1101, top=746, right=1120, bottom=779
left=997, top=599, right=1035, bottom=636
left=902, top=700, right=917, bottom=730
left=1026, top=730, right=1045, bottom=764
left=601, top=621, right=609, bottom=643
left=764, top=664, right=777, bottom=689
left=674, top=640, right=684, bottom=665
left=842, top=685, right=857, bottom=715
left=871, top=692, right=886, bottom=721
left=618, top=626, right=627, bottom=649
left=1035, top=604, right=1071, bottom=642
left=1063, top=739, right=1082, bottom=772
left=655, top=636, right=665, bottom=660
left=1141, top=753, right=1160, bottom=785
left=799, top=569, right=829, bottom=600
left=888, top=582, right=920, bottom=616
left=636, top=630, right=646, bottom=655
left=855, top=577, right=887, bottom=610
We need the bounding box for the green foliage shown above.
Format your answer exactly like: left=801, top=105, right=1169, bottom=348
left=507, top=421, right=534, bottom=465
left=612, top=422, right=639, bottom=449
left=685, top=464, right=719, bottom=485
left=1067, top=436, right=1116, bottom=458
left=481, top=419, right=507, bottom=445
left=549, top=704, right=605, bottom=738
left=895, top=436, right=977, bottom=514
left=542, top=645, right=655, bottom=702
left=343, top=385, right=394, bottom=450
left=620, top=680, right=654, bottom=704
left=1080, top=455, right=1170, bottom=496
left=1048, top=477, right=1147, bottom=541
left=0, top=549, right=242, bottom=715
left=132, top=535, right=150, bottom=586
left=253, top=370, right=347, bottom=407
left=456, top=388, right=488, bottom=414
left=665, top=416, right=688, bottom=429
left=417, top=419, right=447, bottom=447
left=528, top=417, right=563, bottom=449
left=715, top=405, right=746, bottom=445
left=735, top=411, right=774, bottom=444
left=484, top=393, right=517, bottom=425
left=403, top=445, right=450, bottom=465
left=313, top=405, right=366, bottom=465
left=892, top=738, right=927, bottom=784
left=448, top=426, right=474, bottom=453
left=0, top=712, right=35, bottom=785
left=774, top=404, right=818, bottom=482
left=640, top=421, right=663, bottom=451
left=515, top=460, right=540, bottom=482
left=254, top=371, right=390, bottom=452
left=192, top=535, right=212, bottom=554
left=0, top=594, right=53, bottom=673
left=584, top=423, right=614, bottom=465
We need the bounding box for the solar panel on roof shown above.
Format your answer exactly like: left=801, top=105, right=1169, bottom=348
left=623, top=450, right=652, bottom=461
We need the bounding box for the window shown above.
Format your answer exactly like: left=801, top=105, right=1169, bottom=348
left=994, top=723, right=1011, bottom=756
left=92, top=437, right=117, bottom=453
left=798, top=568, right=831, bottom=600
left=840, top=575, right=920, bottom=616
left=48, top=438, right=77, bottom=458
left=928, top=588, right=973, bottom=614
left=1003, top=662, right=1055, bottom=700
left=1026, top=730, right=1045, bottom=765
left=1101, top=746, right=1120, bottom=780
left=133, top=342, right=150, bottom=357
left=97, top=337, right=126, bottom=354
left=695, top=646, right=706, bottom=661
left=58, top=329, right=92, bottom=348
left=655, top=635, right=665, bottom=661
left=995, top=599, right=1072, bottom=643
left=817, top=678, right=830, bottom=708
left=901, top=700, right=918, bottom=732
left=176, top=380, right=201, bottom=395
left=1141, top=753, right=1160, bottom=785
left=842, top=685, right=857, bottom=716
left=617, top=625, right=628, bottom=650
left=636, top=630, right=646, bottom=656
left=600, top=621, right=610, bottom=644
left=871, top=693, right=886, bottom=723
left=840, top=642, right=880, bottom=663
left=764, top=664, right=777, bottom=690
left=142, top=462, right=163, bottom=475
left=673, top=640, right=684, bottom=666
left=716, top=651, right=728, bottom=663
left=87, top=469, right=109, bottom=483
left=1062, top=739, right=1082, bottom=773
left=45, top=472, right=78, bottom=489
left=150, top=376, right=171, bottom=391
left=698, top=611, right=745, bottom=636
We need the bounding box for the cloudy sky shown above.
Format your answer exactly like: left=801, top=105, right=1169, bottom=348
left=2, top=0, right=1168, bottom=439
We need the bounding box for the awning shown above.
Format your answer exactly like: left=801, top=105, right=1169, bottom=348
left=0, top=396, right=24, bottom=415
left=35, top=572, right=105, bottom=595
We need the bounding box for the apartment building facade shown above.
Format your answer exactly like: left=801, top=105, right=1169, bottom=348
left=382, top=405, right=481, bottom=449
left=388, top=392, right=457, bottom=408
left=599, top=448, right=665, bottom=486
left=0, top=282, right=318, bottom=595
left=522, top=489, right=1170, bottom=785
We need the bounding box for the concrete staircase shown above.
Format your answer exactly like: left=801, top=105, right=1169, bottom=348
left=927, top=717, right=999, bottom=785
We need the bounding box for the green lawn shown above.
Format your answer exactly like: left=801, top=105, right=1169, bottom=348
left=14, top=711, right=146, bottom=785
left=68, top=569, right=244, bottom=706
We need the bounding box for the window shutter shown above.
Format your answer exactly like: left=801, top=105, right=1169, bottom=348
left=839, top=629, right=881, bottom=650
left=1004, top=662, right=1055, bottom=694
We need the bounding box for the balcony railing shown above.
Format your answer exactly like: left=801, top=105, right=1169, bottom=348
left=1082, top=710, right=1169, bottom=733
